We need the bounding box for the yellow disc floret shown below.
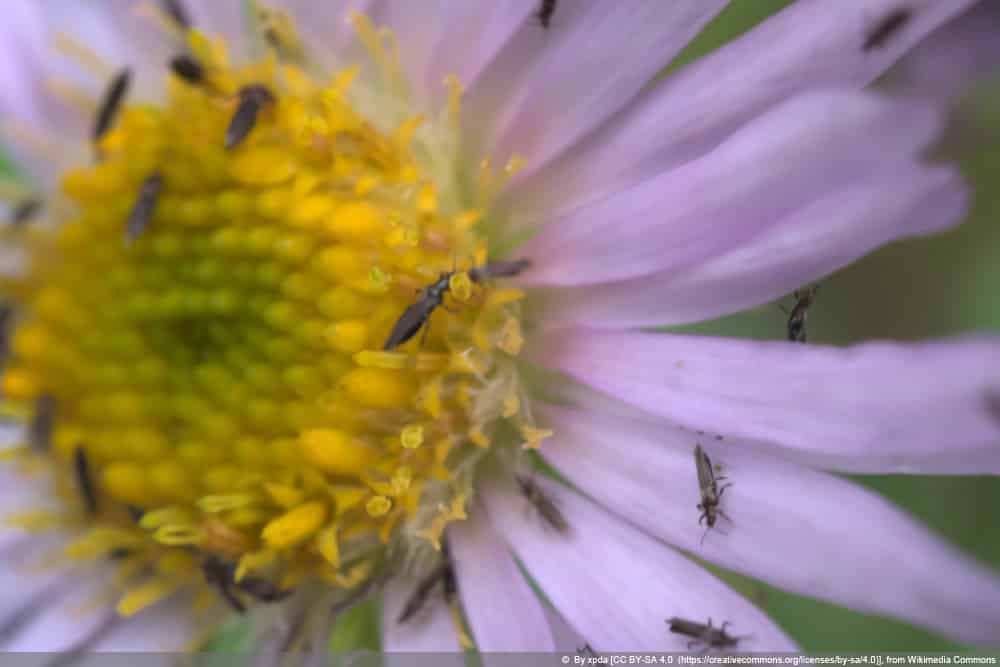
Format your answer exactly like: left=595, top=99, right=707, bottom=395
left=0, top=7, right=538, bottom=628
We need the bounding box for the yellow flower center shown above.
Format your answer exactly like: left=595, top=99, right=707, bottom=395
left=0, top=7, right=541, bottom=624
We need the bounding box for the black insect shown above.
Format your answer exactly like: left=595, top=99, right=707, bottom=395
left=516, top=474, right=570, bottom=534
left=780, top=286, right=818, bottom=343
left=169, top=54, right=204, bottom=84
left=10, top=198, right=42, bottom=227
left=108, top=547, right=134, bottom=560
left=225, top=84, right=275, bottom=150
left=93, top=68, right=132, bottom=143
left=398, top=542, right=456, bottom=624
left=201, top=555, right=290, bottom=613
left=694, top=444, right=731, bottom=541
left=535, top=0, right=557, bottom=29
left=666, top=617, right=748, bottom=652
left=74, top=446, right=98, bottom=515
left=28, top=394, right=56, bottom=452
left=384, top=258, right=531, bottom=351
left=0, top=304, right=13, bottom=364
left=161, top=0, right=191, bottom=30
left=126, top=172, right=163, bottom=243
left=863, top=8, right=912, bottom=51
left=468, top=258, right=532, bottom=282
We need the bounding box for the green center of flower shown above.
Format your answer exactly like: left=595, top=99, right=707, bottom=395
left=1, top=9, right=545, bottom=622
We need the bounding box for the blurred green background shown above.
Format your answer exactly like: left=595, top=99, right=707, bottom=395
left=5, top=0, right=999, bottom=655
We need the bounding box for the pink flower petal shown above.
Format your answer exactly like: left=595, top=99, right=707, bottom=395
left=531, top=165, right=966, bottom=328
left=382, top=575, right=461, bottom=652
left=463, top=0, right=728, bottom=178
left=450, top=509, right=556, bottom=652
left=540, top=404, right=1000, bottom=645
left=533, top=332, right=1000, bottom=474
left=423, top=1, right=537, bottom=101
left=515, top=91, right=940, bottom=286
left=481, top=474, right=798, bottom=651
left=87, top=598, right=197, bottom=651
left=186, top=0, right=254, bottom=62
left=505, top=0, right=979, bottom=224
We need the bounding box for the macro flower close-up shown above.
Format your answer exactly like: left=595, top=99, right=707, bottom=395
left=1, top=0, right=999, bottom=658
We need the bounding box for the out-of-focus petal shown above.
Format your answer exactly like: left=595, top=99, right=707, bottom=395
left=87, top=598, right=197, bottom=652
left=892, top=1, right=1000, bottom=101
left=481, top=475, right=797, bottom=652
left=533, top=332, right=1000, bottom=474
left=540, top=404, right=1000, bottom=645
left=504, top=0, right=979, bottom=224
left=450, top=508, right=556, bottom=652
left=4, top=577, right=116, bottom=651
left=515, top=91, right=940, bottom=286
left=186, top=0, right=253, bottom=62
left=382, top=575, right=462, bottom=653
left=275, top=0, right=376, bottom=66
left=423, top=1, right=537, bottom=99
left=531, top=165, right=966, bottom=328
left=464, top=0, right=728, bottom=178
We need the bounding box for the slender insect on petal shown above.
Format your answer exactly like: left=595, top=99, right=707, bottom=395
left=125, top=172, right=163, bottom=243
left=666, top=617, right=747, bottom=651
left=397, top=559, right=453, bottom=623
left=28, top=394, right=56, bottom=452
left=535, top=0, right=558, bottom=29
left=161, top=0, right=192, bottom=30
left=9, top=199, right=42, bottom=227
left=93, top=68, right=132, bottom=143
left=169, top=54, right=204, bottom=84
left=201, top=555, right=247, bottom=613
left=781, top=286, right=818, bottom=343
left=516, top=474, right=570, bottom=534
left=863, top=8, right=913, bottom=52
left=468, top=258, right=532, bottom=283
left=73, top=446, right=98, bottom=515
left=694, top=444, right=731, bottom=539
left=383, top=272, right=454, bottom=351
left=225, top=84, right=275, bottom=150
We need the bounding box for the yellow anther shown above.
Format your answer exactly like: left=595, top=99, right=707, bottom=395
left=325, top=320, right=369, bottom=354
left=235, top=549, right=276, bottom=582
left=230, top=148, right=296, bottom=186
left=300, top=428, right=374, bottom=475
left=521, top=426, right=554, bottom=451
left=400, top=424, right=424, bottom=449
left=117, top=578, right=176, bottom=617
left=139, top=506, right=193, bottom=530
left=485, top=288, right=526, bottom=309
left=153, top=524, right=201, bottom=546
left=316, top=524, right=340, bottom=568
left=5, top=511, right=62, bottom=532
left=449, top=272, right=472, bottom=302
left=468, top=427, right=490, bottom=450
left=502, top=390, right=520, bottom=419
left=197, top=495, right=257, bottom=513
left=442, top=74, right=463, bottom=126
left=366, top=495, right=391, bottom=517
left=264, top=483, right=305, bottom=509
left=340, top=367, right=415, bottom=409
left=353, top=350, right=409, bottom=370
left=498, top=317, right=524, bottom=355
left=262, top=501, right=328, bottom=549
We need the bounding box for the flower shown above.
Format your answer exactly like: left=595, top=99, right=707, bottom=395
left=0, top=0, right=998, bottom=655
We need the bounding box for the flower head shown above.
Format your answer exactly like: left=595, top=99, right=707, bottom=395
left=0, top=0, right=998, bottom=654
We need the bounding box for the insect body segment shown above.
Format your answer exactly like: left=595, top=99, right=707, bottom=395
left=126, top=172, right=164, bottom=243
left=781, top=286, right=818, bottom=343
left=398, top=541, right=456, bottom=624
left=29, top=394, right=56, bottom=452
left=10, top=199, right=42, bottom=227
left=169, top=54, right=204, bottom=84
left=694, top=444, right=731, bottom=540
left=516, top=474, right=570, bottom=534
left=201, top=555, right=291, bottom=614
left=161, top=0, right=192, bottom=30
left=535, top=0, right=558, bottom=28
left=74, top=446, right=98, bottom=515
left=383, top=258, right=531, bottom=351
left=225, top=84, right=276, bottom=150
left=666, top=617, right=747, bottom=651
left=93, top=68, right=132, bottom=144
left=863, top=8, right=912, bottom=51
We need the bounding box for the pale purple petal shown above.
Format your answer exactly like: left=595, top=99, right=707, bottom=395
left=88, top=598, right=197, bottom=651
left=531, top=165, right=966, bottom=328
left=504, top=0, right=979, bottom=224
left=540, top=404, right=1000, bottom=645
left=533, top=332, right=1000, bottom=474
left=515, top=91, right=941, bottom=286
left=423, top=1, right=537, bottom=98
left=186, top=0, right=253, bottom=62
left=5, top=577, right=115, bottom=651
left=382, top=575, right=461, bottom=652
left=481, top=475, right=798, bottom=651
left=450, top=510, right=556, bottom=652
left=275, top=0, right=371, bottom=65
left=463, top=0, right=728, bottom=178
